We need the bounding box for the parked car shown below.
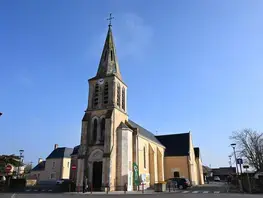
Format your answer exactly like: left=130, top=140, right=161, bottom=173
left=167, top=177, right=191, bottom=189
left=214, top=176, right=220, bottom=182
left=0, top=176, right=6, bottom=184
left=166, top=178, right=177, bottom=189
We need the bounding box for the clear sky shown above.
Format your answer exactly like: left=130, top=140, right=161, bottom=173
left=1, top=0, right=263, bottom=168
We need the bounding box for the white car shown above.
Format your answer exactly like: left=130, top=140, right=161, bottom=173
left=214, top=176, right=220, bottom=181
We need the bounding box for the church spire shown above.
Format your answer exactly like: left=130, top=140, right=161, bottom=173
left=96, top=14, right=122, bottom=80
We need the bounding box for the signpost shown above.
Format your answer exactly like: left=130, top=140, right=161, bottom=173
left=5, top=164, right=12, bottom=173
left=236, top=158, right=244, bottom=192
left=243, top=165, right=251, bottom=193
left=133, top=163, right=140, bottom=187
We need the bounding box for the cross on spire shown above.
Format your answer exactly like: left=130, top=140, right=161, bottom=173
left=107, top=13, right=114, bottom=27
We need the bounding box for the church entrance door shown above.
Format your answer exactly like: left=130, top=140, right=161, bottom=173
left=92, top=161, right=103, bottom=191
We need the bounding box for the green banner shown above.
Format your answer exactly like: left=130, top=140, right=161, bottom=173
left=133, top=163, right=140, bottom=186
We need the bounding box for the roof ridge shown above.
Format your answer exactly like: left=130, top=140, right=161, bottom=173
left=155, top=132, right=190, bottom=137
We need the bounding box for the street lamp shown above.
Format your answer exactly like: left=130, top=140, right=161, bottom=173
left=228, top=155, right=232, bottom=167
left=0, top=112, right=2, bottom=117
left=230, top=143, right=239, bottom=175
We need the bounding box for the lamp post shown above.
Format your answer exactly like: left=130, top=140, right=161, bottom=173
left=18, top=150, right=24, bottom=178
left=230, top=143, right=239, bottom=175
left=0, top=112, right=2, bottom=117
left=228, top=155, right=232, bottom=168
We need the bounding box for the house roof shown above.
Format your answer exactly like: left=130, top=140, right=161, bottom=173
left=71, top=145, right=80, bottom=156
left=46, top=147, right=73, bottom=159
left=212, top=167, right=236, bottom=176
left=155, top=133, right=190, bottom=156
left=31, top=161, right=45, bottom=171
left=127, top=120, right=163, bottom=146
left=194, top=147, right=200, bottom=158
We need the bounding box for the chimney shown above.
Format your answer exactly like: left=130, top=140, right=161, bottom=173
left=38, top=158, right=43, bottom=164
left=54, top=144, right=58, bottom=150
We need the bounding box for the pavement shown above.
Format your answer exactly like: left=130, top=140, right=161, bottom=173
left=0, top=182, right=260, bottom=198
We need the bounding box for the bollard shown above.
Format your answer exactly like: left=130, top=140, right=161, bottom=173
left=142, top=183, right=144, bottom=194
left=107, top=185, right=109, bottom=194
left=90, top=184, right=93, bottom=194
left=168, top=182, right=170, bottom=192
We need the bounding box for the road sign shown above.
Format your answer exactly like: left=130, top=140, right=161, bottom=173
left=72, top=165, right=76, bottom=170
left=133, top=163, right=140, bottom=186
left=5, top=165, right=12, bottom=173
left=237, top=158, right=243, bottom=165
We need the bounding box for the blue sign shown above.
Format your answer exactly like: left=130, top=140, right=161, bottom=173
left=237, top=158, right=243, bottom=165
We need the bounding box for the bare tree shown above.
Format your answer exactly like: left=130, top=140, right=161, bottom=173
left=230, top=129, right=263, bottom=172
left=24, top=163, right=32, bottom=174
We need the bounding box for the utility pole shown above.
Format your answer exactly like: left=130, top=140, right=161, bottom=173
left=231, top=143, right=239, bottom=175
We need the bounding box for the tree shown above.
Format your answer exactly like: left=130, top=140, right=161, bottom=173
left=230, top=129, right=263, bottom=172
left=24, top=163, right=32, bottom=174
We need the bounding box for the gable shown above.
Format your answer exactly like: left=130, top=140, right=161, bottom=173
left=31, top=161, right=45, bottom=171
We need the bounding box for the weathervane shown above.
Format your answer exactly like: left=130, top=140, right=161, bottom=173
left=107, top=13, right=114, bottom=27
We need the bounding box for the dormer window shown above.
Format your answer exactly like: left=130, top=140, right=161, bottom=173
left=110, top=50, right=113, bottom=61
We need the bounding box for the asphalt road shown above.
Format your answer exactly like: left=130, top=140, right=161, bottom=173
left=0, top=193, right=262, bottom=198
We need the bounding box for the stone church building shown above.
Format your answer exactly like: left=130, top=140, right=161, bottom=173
left=28, top=22, right=204, bottom=191
left=76, top=24, right=165, bottom=191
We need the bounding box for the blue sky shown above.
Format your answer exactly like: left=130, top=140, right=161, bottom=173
left=1, top=0, right=263, bottom=168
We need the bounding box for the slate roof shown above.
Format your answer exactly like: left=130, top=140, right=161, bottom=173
left=31, top=161, right=45, bottom=171
left=46, top=147, right=73, bottom=159
left=128, top=120, right=163, bottom=146
left=194, top=147, right=200, bottom=158
left=119, top=122, right=130, bottom=129
left=155, top=133, right=190, bottom=156
left=71, top=145, right=80, bottom=156
left=212, top=167, right=236, bottom=176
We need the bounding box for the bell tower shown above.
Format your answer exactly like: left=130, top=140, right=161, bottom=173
left=77, top=14, right=129, bottom=191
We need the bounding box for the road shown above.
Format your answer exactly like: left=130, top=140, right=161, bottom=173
left=0, top=193, right=262, bottom=198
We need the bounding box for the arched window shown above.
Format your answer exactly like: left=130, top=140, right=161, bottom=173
left=122, top=87, right=125, bottom=110
left=143, top=146, right=146, bottom=169
left=93, top=83, right=99, bottom=107
left=93, top=119, right=98, bottom=143
left=104, top=82, right=109, bottom=104
left=100, top=118, right=105, bottom=142
left=117, top=84, right=120, bottom=107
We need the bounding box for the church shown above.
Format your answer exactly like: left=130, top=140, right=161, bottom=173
left=75, top=21, right=204, bottom=191
left=76, top=23, right=165, bottom=191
